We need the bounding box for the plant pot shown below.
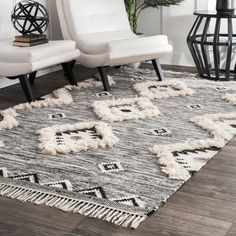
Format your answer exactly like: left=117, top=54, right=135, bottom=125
left=216, top=0, right=236, bottom=14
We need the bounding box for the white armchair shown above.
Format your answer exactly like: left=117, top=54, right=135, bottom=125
left=56, top=0, right=173, bottom=91
left=0, top=40, right=80, bottom=102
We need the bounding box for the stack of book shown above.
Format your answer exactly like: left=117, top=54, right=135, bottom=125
left=13, top=35, right=49, bottom=47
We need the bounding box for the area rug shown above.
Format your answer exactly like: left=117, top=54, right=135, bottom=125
left=0, top=66, right=235, bottom=229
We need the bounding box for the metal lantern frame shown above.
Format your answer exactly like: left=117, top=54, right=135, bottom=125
left=187, top=11, right=236, bottom=81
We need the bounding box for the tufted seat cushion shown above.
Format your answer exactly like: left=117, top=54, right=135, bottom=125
left=76, top=30, right=137, bottom=55
left=0, top=40, right=80, bottom=77
left=77, top=34, right=173, bottom=67
left=108, top=35, right=173, bottom=65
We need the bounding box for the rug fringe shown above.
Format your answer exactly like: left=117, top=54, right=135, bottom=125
left=0, top=183, right=146, bottom=229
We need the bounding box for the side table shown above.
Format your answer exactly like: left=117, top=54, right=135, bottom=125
left=187, top=11, right=236, bottom=81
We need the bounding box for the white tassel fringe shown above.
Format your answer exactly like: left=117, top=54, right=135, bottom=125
left=0, top=183, right=146, bottom=229
left=0, top=108, right=18, bottom=131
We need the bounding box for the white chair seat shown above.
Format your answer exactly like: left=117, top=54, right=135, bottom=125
left=78, top=34, right=172, bottom=68
left=0, top=40, right=80, bottom=77
left=77, top=30, right=137, bottom=55
left=108, top=35, right=173, bottom=65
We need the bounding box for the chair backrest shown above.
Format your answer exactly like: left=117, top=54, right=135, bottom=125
left=56, top=0, right=131, bottom=39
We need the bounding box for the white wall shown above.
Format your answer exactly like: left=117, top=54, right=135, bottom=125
left=0, top=0, right=17, bottom=88
left=137, top=0, right=218, bottom=66
left=47, top=0, right=63, bottom=40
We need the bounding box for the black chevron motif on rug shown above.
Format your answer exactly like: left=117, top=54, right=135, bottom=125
left=172, top=146, right=221, bottom=175
left=77, top=187, right=107, bottom=199
left=0, top=114, right=3, bottom=122
left=172, top=146, right=220, bottom=157
left=9, top=173, right=39, bottom=183
left=42, top=180, right=73, bottom=191
left=1, top=168, right=74, bottom=192
left=231, top=124, right=236, bottom=128
left=112, top=196, right=143, bottom=207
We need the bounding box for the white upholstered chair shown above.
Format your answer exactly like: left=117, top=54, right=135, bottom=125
left=0, top=40, right=80, bottom=102
left=56, top=0, right=173, bottom=91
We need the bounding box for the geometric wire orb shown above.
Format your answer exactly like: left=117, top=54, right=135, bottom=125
left=11, top=0, right=49, bottom=35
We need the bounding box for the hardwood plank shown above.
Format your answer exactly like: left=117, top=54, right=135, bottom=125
left=163, top=192, right=236, bottom=223
left=72, top=208, right=231, bottom=236
left=0, top=197, right=83, bottom=235
left=226, top=223, right=236, bottom=236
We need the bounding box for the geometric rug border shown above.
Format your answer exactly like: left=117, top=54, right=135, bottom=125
left=0, top=176, right=148, bottom=229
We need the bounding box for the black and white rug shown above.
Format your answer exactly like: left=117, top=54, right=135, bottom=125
left=0, top=66, right=235, bottom=229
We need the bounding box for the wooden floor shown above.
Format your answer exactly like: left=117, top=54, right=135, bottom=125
left=0, top=65, right=235, bottom=236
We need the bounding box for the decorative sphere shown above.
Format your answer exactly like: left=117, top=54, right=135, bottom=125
left=11, top=0, right=49, bottom=35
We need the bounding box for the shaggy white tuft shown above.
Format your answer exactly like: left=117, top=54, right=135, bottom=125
left=133, top=80, right=195, bottom=100
left=223, top=93, right=236, bottom=105
left=191, top=112, right=236, bottom=141
left=150, top=138, right=225, bottom=181
left=0, top=108, right=18, bottom=131
left=65, top=76, right=116, bottom=91
left=38, top=122, right=119, bottom=155
left=93, top=97, right=161, bottom=122
left=14, top=88, right=73, bottom=110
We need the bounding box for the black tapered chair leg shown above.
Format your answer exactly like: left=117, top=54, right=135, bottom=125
left=62, top=61, right=78, bottom=86
left=19, top=75, right=35, bottom=103
left=98, top=67, right=111, bottom=91
left=63, top=60, right=76, bottom=77
left=152, top=59, right=164, bottom=81
left=71, top=60, right=76, bottom=70
left=29, top=71, right=37, bottom=84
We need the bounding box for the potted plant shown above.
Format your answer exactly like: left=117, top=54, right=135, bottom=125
left=125, top=0, right=184, bottom=33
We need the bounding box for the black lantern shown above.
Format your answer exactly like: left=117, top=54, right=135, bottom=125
left=216, top=0, right=236, bottom=14
left=11, top=0, right=49, bottom=35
